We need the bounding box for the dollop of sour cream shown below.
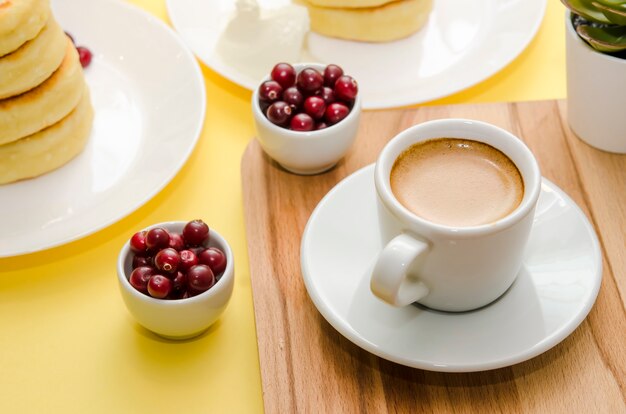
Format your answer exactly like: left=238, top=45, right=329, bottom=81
left=216, top=0, right=310, bottom=81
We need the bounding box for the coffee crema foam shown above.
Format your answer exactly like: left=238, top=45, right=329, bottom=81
left=390, top=138, right=524, bottom=227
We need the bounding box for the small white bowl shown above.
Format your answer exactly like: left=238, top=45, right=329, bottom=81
left=252, top=63, right=362, bottom=175
left=117, top=221, right=234, bottom=340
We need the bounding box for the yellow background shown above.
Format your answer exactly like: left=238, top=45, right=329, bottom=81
left=0, top=1, right=567, bottom=412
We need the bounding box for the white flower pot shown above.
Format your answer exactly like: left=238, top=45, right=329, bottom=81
left=565, top=12, right=626, bottom=153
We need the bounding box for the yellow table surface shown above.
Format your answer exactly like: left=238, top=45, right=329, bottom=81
left=0, top=1, right=568, bottom=412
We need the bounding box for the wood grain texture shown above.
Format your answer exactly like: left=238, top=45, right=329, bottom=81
left=241, top=100, right=626, bottom=414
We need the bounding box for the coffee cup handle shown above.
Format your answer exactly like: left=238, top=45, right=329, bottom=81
left=370, top=233, right=430, bottom=306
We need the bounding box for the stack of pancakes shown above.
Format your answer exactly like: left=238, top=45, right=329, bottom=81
left=0, top=0, right=93, bottom=185
left=295, top=0, right=433, bottom=42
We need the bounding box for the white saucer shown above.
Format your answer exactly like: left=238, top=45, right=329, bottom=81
left=301, top=165, right=602, bottom=372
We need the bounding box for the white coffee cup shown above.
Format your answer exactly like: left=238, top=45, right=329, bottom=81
left=371, top=119, right=541, bottom=312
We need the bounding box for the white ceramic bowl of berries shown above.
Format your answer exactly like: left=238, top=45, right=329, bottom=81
left=252, top=62, right=361, bottom=175
left=117, top=220, right=234, bottom=340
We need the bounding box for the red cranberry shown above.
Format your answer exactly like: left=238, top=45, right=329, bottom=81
left=182, top=220, right=209, bottom=247
left=290, top=113, right=314, bottom=131
left=317, top=87, right=336, bottom=105
left=334, top=75, right=358, bottom=102
left=323, top=64, right=344, bottom=87
left=297, top=67, right=323, bottom=95
left=271, top=63, right=296, bottom=89
left=266, top=101, right=292, bottom=126
left=129, top=266, right=154, bottom=294
left=145, top=228, right=170, bottom=251
left=154, top=248, right=180, bottom=274
left=147, top=275, right=172, bottom=299
left=77, top=46, right=92, bottom=68
left=168, top=233, right=185, bottom=251
left=198, top=247, right=227, bottom=275
left=129, top=231, right=147, bottom=253
left=187, top=265, right=216, bottom=295
left=283, top=86, right=304, bottom=110
left=258, top=80, right=283, bottom=103
left=303, top=96, right=326, bottom=120
left=315, top=122, right=328, bottom=130
left=325, top=102, right=350, bottom=125
left=179, top=249, right=199, bottom=272
left=170, top=271, right=187, bottom=299
left=132, top=255, right=152, bottom=269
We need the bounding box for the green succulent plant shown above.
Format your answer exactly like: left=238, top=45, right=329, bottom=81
left=562, top=0, right=626, bottom=54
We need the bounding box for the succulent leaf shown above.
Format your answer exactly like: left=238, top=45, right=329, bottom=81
left=562, top=0, right=613, bottom=23
left=593, top=0, right=626, bottom=10
left=593, top=1, right=626, bottom=25
left=576, top=24, right=626, bottom=52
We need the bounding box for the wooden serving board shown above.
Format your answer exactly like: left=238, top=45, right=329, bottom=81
left=241, top=100, right=626, bottom=413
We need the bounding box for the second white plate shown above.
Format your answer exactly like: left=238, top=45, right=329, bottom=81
left=166, top=0, right=546, bottom=109
left=0, top=0, right=206, bottom=257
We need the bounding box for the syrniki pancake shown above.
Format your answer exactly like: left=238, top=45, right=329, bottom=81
left=0, top=38, right=83, bottom=145
left=0, top=87, right=94, bottom=185
left=0, top=0, right=50, bottom=57
left=296, top=0, right=433, bottom=42
left=306, top=0, right=393, bottom=8
left=0, top=17, right=67, bottom=100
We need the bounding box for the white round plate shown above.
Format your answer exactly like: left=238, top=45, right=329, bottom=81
left=166, top=0, right=545, bottom=109
left=0, top=0, right=205, bottom=257
left=301, top=165, right=602, bottom=372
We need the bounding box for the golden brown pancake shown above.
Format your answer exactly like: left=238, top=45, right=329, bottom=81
left=0, top=0, right=50, bottom=57
left=0, top=87, right=94, bottom=185
left=0, top=16, right=67, bottom=100
left=296, top=0, right=433, bottom=42
left=307, top=0, right=393, bottom=8
left=0, top=38, right=84, bottom=145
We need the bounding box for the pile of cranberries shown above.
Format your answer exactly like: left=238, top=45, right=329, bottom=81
left=258, top=63, right=358, bottom=131
left=65, top=31, right=92, bottom=68
left=127, top=220, right=227, bottom=300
